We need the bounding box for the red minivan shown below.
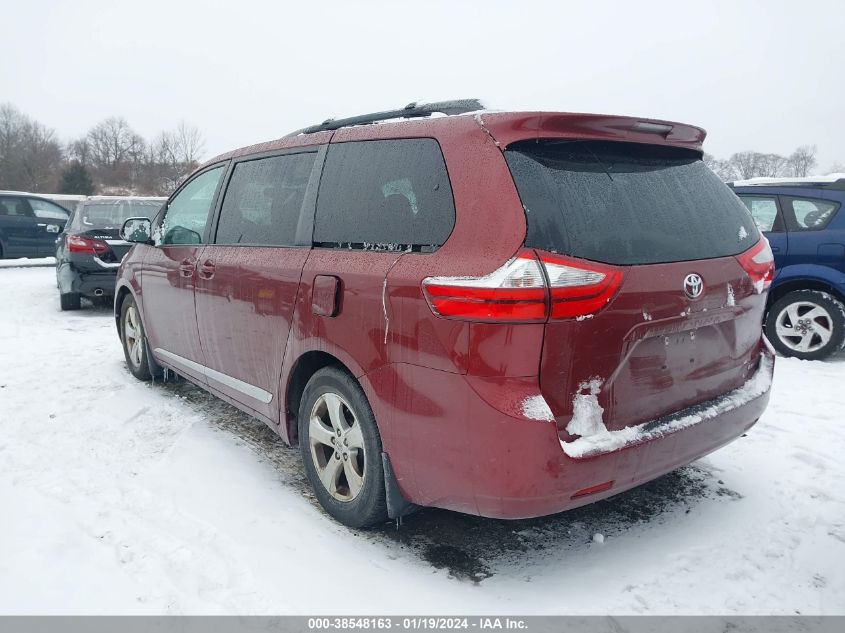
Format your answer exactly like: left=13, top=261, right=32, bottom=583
left=115, top=100, right=775, bottom=528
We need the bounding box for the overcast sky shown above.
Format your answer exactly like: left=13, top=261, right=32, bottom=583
left=3, top=0, right=843, bottom=170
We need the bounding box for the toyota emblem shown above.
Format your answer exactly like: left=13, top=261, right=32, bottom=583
left=683, top=273, right=704, bottom=299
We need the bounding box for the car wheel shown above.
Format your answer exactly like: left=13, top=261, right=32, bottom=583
left=765, top=290, right=845, bottom=360
left=120, top=296, right=152, bottom=381
left=59, top=292, right=81, bottom=311
left=298, top=367, right=388, bottom=528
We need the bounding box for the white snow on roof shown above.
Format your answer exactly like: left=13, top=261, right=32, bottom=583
left=732, top=173, right=845, bottom=187
left=0, top=191, right=166, bottom=201
left=86, top=195, right=167, bottom=201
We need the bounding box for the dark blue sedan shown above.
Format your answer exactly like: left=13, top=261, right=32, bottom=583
left=0, top=191, right=70, bottom=259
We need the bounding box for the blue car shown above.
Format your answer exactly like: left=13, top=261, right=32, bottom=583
left=0, top=191, right=71, bottom=259
left=731, top=176, right=845, bottom=359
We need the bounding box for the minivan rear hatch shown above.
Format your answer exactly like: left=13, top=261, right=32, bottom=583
left=505, top=140, right=767, bottom=436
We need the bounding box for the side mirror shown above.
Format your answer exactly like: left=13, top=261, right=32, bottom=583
left=121, top=217, right=152, bottom=243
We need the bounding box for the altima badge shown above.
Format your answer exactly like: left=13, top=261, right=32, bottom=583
left=684, top=273, right=704, bottom=299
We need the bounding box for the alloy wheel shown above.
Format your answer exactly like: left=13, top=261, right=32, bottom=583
left=774, top=300, right=833, bottom=353
left=123, top=306, right=144, bottom=369
left=308, top=392, right=366, bottom=502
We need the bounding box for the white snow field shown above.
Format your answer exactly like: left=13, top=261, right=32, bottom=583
left=0, top=265, right=843, bottom=615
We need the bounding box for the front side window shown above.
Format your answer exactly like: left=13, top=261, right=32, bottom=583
left=30, top=199, right=70, bottom=220
left=160, top=165, right=225, bottom=245
left=313, top=139, right=455, bottom=251
left=739, top=195, right=783, bottom=233
left=215, top=152, right=316, bottom=246
left=783, top=197, right=839, bottom=231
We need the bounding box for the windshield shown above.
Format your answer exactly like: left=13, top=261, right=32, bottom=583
left=505, top=140, right=760, bottom=265
left=71, top=200, right=163, bottom=230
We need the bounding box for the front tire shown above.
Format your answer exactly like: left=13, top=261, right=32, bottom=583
left=765, top=290, right=845, bottom=360
left=298, top=367, right=388, bottom=528
left=120, top=296, right=152, bottom=381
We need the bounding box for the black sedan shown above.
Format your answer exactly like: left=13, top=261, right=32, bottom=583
left=56, top=196, right=165, bottom=310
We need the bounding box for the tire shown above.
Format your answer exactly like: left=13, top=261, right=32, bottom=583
left=298, top=367, right=388, bottom=528
left=765, top=290, right=845, bottom=360
left=120, top=296, right=152, bottom=381
left=59, top=292, right=81, bottom=311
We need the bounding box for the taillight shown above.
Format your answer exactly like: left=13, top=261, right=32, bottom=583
left=422, top=249, right=624, bottom=322
left=735, top=238, right=774, bottom=293
left=422, top=249, right=547, bottom=322
left=540, top=253, right=624, bottom=319
left=67, top=235, right=109, bottom=255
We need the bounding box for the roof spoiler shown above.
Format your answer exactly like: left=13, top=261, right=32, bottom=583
left=285, top=99, right=485, bottom=137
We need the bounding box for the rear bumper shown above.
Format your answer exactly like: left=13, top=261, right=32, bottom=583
left=57, top=260, right=117, bottom=297
left=364, top=341, right=774, bottom=520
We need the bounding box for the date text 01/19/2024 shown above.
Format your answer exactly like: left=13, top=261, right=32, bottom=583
left=307, top=618, right=529, bottom=630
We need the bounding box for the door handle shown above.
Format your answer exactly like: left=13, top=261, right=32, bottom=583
left=198, top=259, right=215, bottom=279
left=771, top=246, right=781, bottom=253
left=179, top=258, right=196, bottom=277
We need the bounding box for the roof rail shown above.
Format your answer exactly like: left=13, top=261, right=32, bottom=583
left=729, top=175, right=845, bottom=190
left=285, top=99, right=484, bottom=137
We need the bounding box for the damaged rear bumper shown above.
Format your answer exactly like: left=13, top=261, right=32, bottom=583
left=560, top=345, right=775, bottom=459
left=363, top=340, right=775, bottom=520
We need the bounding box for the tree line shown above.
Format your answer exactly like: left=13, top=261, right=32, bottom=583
left=2, top=102, right=842, bottom=195
left=704, top=145, right=843, bottom=182
left=0, top=103, right=205, bottom=196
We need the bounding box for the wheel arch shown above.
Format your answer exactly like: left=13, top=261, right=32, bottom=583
left=114, top=283, right=134, bottom=334
left=768, top=275, right=845, bottom=312
left=284, top=350, right=354, bottom=445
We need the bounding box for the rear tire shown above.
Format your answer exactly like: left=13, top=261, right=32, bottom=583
left=765, top=290, right=845, bottom=360
left=120, top=296, right=152, bottom=381
left=298, top=367, right=388, bottom=528
left=59, top=292, right=81, bottom=311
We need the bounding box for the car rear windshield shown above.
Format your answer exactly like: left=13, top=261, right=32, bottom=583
left=71, top=200, right=163, bottom=230
left=505, top=140, right=760, bottom=265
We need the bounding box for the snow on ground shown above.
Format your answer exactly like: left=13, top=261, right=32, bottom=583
left=0, top=266, right=843, bottom=615
left=0, top=256, right=55, bottom=269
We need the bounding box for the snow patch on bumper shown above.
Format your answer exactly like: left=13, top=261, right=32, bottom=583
left=560, top=352, right=774, bottom=459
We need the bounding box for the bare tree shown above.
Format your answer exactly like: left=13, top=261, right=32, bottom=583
left=172, top=121, right=204, bottom=166
left=728, top=151, right=788, bottom=180
left=758, top=153, right=788, bottom=177
left=2, top=104, right=209, bottom=196
left=704, top=152, right=737, bottom=181
left=786, top=145, right=817, bottom=177
left=146, top=122, right=205, bottom=193
left=86, top=117, right=142, bottom=168
left=67, top=137, right=91, bottom=165
left=0, top=103, right=63, bottom=191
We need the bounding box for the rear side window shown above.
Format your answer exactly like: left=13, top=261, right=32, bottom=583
left=70, top=200, right=162, bottom=230
left=506, top=140, right=760, bottom=265
left=216, top=152, right=316, bottom=246
left=739, top=195, right=784, bottom=232
left=314, top=139, right=455, bottom=251
left=782, top=197, right=839, bottom=231
left=29, top=199, right=69, bottom=220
